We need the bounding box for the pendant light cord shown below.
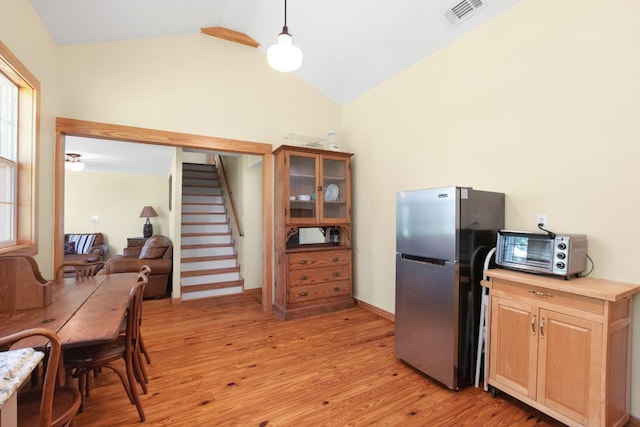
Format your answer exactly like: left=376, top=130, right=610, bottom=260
left=284, top=0, right=288, bottom=27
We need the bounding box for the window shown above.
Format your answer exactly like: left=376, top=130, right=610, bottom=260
left=0, top=41, right=39, bottom=255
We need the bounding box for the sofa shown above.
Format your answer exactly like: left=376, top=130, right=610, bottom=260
left=106, top=235, right=173, bottom=299
left=64, top=232, right=109, bottom=264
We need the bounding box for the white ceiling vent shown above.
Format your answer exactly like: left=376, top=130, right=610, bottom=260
left=444, top=0, right=487, bottom=27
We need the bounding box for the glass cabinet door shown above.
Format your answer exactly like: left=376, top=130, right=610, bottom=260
left=288, top=154, right=317, bottom=221
left=322, top=157, right=348, bottom=221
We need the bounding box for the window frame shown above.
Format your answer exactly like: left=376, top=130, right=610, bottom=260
left=0, top=41, right=40, bottom=256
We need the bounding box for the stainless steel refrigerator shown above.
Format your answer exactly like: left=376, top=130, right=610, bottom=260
left=395, top=186, right=504, bottom=389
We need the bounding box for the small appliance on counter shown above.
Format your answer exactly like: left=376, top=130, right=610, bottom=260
left=495, top=230, right=587, bottom=278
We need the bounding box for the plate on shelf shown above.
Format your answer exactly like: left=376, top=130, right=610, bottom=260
left=324, top=184, right=340, bottom=202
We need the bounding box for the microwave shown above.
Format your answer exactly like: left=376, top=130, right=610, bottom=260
left=495, top=230, right=588, bottom=278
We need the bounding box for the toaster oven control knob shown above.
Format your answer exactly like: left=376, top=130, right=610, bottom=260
left=556, top=262, right=566, bottom=270
left=557, top=252, right=566, bottom=260
left=557, top=242, right=567, bottom=250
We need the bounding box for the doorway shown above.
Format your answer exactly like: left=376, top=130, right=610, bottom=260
left=54, top=117, right=273, bottom=312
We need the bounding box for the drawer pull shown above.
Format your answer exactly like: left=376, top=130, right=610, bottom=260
left=300, top=291, right=308, bottom=297
left=531, top=314, right=536, bottom=336
left=300, top=275, right=308, bottom=280
left=333, top=287, right=341, bottom=292
left=333, top=272, right=340, bottom=277
left=332, top=257, right=340, bottom=262
left=299, top=260, right=308, bottom=265
left=540, top=317, right=545, bottom=339
left=528, top=289, right=553, bottom=298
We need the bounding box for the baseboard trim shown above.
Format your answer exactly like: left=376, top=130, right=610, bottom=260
left=628, top=415, right=640, bottom=426
left=355, top=298, right=394, bottom=322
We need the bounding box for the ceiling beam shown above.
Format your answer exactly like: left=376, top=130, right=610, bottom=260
left=200, top=27, right=260, bottom=48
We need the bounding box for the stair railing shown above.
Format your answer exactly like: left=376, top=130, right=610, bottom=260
left=216, top=155, right=244, bottom=237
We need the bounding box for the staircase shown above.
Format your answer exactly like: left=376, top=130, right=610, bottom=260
left=180, top=163, right=244, bottom=301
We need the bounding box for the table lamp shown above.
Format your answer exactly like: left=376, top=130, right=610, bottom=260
left=139, top=206, right=158, bottom=238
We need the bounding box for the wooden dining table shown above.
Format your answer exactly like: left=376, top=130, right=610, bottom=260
left=0, top=272, right=139, bottom=350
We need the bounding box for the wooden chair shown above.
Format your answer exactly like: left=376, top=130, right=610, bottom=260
left=55, top=260, right=108, bottom=280
left=63, top=278, right=148, bottom=421
left=0, top=328, right=81, bottom=427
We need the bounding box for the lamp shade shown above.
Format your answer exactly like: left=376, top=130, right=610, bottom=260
left=267, top=31, right=303, bottom=72
left=139, top=206, right=158, bottom=218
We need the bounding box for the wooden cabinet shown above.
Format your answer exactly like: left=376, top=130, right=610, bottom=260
left=484, top=269, right=640, bottom=427
left=273, top=145, right=354, bottom=319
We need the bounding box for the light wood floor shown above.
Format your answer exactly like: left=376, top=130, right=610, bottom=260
left=73, top=292, right=565, bottom=426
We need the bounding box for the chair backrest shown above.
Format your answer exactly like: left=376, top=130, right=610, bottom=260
left=125, top=281, right=146, bottom=359
left=0, top=328, right=62, bottom=427
left=55, top=260, right=108, bottom=280
left=0, top=256, right=52, bottom=311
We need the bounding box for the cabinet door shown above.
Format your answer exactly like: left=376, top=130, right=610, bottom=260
left=489, top=297, right=538, bottom=400
left=320, top=155, right=350, bottom=223
left=537, top=309, right=601, bottom=425
left=287, top=152, right=319, bottom=224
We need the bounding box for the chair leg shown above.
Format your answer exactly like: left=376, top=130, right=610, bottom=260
left=139, top=335, right=151, bottom=364
left=125, top=357, right=146, bottom=421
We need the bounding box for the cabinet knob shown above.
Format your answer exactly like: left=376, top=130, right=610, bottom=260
left=333, top=287, right=341, bottom=292
left=300, top=291, right=308, bottom=297
left=299, top=260, right=308, bottom=265
left=300, top=275, right=308, bottom=281
left=332, top=257, right=340, bottom=262
left=333, top=272, right=340, bottom=277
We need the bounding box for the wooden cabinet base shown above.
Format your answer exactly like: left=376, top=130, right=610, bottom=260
left=273, top=297, right=355, bottom=320
left=484, top=269, right=640, bottom=427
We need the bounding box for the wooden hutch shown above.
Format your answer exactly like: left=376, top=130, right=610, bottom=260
left=273, top=145, right=354, bottom=319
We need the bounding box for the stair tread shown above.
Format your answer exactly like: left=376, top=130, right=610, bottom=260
left=181, top=280, right=244, bottom=294
left=181, top=254, right=237, bottom=262
left=181, top=243, right=234, bottom=249
left=181, top=266, right=240, bottom=277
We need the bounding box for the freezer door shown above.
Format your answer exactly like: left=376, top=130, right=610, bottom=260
left=394, top=254, right=458, bottom=389
left=396, top=187, right=458, bottom=261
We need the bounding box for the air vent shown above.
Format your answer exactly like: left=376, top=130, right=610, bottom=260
left=444, top=0, right=487, bottom=26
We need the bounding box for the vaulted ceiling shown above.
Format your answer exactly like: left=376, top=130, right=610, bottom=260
left=30, top=0, right=524, bottom=105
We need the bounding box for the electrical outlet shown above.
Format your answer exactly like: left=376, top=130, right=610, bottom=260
left=91, top=215, right=99, bottom=223
left=536, top=214, right=547, bottom=228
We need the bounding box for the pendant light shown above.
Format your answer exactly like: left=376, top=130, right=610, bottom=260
left=267, top=0, right=303, bottom=72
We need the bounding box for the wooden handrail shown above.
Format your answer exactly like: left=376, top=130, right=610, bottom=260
left=217, top=155, right=243, bottom=237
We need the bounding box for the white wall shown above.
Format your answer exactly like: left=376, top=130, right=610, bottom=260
left=64, top=171, right=171, bottom=259
left=343, top=0, right=640, bottom=415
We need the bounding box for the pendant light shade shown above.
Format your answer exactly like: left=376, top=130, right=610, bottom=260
left=267, top=0, right=303, bottom=72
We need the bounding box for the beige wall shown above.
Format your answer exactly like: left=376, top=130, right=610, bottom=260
left=64, top=171, right=171, bottom=259
left=221, top=154, right=264, bottom=290
left=344, top=0, right=640, bottom=414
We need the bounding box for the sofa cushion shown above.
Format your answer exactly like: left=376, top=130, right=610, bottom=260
left=64, top=241, right=76, bottom=255
left=139, top=235, right=171, bottom=259
left=67, top=234, right=96, bottom=255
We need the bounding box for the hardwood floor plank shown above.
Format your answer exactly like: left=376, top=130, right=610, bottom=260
left=73, top=293, right=565, bottom=426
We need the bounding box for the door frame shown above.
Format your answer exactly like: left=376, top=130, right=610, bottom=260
left=54, top=117, right=273, bottom=312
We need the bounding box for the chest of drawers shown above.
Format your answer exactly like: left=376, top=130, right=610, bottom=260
left=274, top=248, right=354, bottom=319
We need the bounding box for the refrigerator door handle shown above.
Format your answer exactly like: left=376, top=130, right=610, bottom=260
left=400, top=253, right=447, bottom=266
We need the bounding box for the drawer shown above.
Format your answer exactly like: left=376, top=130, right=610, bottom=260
left=287, top=250, right=350, bottom=270
left=288, top=281, right=351, bottom=303
left=289, top=264, right=350, bottom=286
left=492, top=278, right=604, bottom=315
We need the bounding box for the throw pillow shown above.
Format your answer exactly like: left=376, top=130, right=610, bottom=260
left=64, top=241, right=76, bottom=255
left=68, top=234, right=96, bottom=254
left=139, top=235, right=171, bottom=259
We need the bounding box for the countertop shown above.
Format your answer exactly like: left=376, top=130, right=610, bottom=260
left=0, top=348, right=44, bottom=408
